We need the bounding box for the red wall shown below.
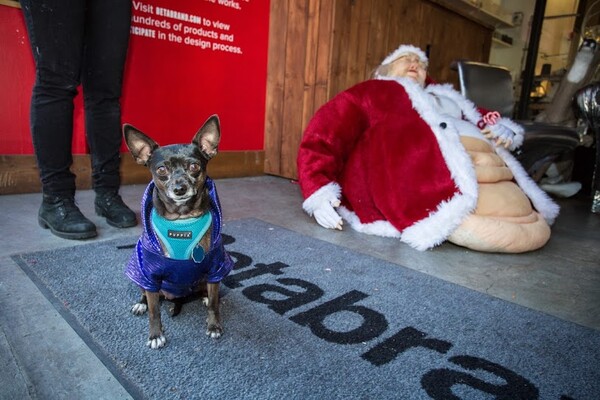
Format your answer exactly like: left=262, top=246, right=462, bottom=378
left=0, top=0, right=270, bottom=155
left=0, top=6, right=36, bottom=154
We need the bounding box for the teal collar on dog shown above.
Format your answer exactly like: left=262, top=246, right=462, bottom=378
left=150, top=208, right=212, bottom=261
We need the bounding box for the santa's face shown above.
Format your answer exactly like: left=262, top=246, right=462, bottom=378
left=387, top=53, right=427, bottom=86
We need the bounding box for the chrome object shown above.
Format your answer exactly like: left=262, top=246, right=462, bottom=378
left=575, top=82, right=600, bottom=213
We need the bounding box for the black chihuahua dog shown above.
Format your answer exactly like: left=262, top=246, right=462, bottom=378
left=123, top=115, right=233, bottom=349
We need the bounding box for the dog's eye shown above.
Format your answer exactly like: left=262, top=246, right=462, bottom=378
left=156, top=166, right=168, bottom=176
left=189, top=163, right=201, bottom=173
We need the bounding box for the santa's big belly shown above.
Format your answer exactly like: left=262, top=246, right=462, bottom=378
left=448, top=136, right=551, bottom=253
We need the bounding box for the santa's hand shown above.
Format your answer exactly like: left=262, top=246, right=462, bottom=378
left=313, top=200, right=343, bottom=230
left=481, top=120, right=523, bottom=151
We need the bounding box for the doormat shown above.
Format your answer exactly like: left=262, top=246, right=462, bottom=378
left=12, top=218, right=600, bottom=399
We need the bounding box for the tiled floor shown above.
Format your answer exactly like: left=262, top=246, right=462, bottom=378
left=1, top=175, right=598, bottom=399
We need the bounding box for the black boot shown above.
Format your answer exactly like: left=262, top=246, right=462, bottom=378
left=38, top=195, right=97, bottom=240
left=95, top=190, right=137, bottom=228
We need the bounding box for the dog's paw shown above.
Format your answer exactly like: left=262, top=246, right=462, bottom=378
left=168, top=302, right=182, bottom=317
left=201, top=297, right=209, bottom=307
left=131, top=302, right=148, bottom=315
left=147, top=334, right=167, bottom=349
left=206, top=324, right=223, bottom=339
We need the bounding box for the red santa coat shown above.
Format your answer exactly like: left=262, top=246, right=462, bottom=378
left=297, top=77, right=558, bottom=251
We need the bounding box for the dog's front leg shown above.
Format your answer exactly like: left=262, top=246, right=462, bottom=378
left=146, top=291, right=166, bottom=349
left=131, top=290, right=148, bottom=315
left=205, top=282, right=223, bottom=338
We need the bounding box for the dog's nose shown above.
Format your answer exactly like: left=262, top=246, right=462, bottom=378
left=173, top=182, right=188, bottom=196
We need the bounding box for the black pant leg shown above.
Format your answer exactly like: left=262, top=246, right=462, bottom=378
left=20, top=0, right=86, bottom=197
left=82, top=0, right=132, bottom=191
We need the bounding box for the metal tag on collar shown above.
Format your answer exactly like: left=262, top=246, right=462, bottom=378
left=192, top=246, right=205, bottom=263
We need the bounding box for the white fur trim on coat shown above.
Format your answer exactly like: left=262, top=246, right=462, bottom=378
left=426, top=84, right=525, bottom=150
left=338, top=207, right=402, bottom=238
left=302, top=182, right=341, bottom=216
left=425, top=82, right=556, bottom=223
left=373, top=77, right=480, bottom=250
left=403, top=79, right=480, bottom=249
left=425, top=84, right=482, bottom=125
left=495, top=147, right=560, bottom=224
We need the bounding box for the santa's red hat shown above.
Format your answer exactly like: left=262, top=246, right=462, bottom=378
left=381, top=44, right=428, bottom=66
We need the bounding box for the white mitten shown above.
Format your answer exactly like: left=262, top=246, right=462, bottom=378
left=482, top=117, right=524, bottom=151
left=302, top=182, right=344, bottom=230
left=313, top=199, right=343, bottom=230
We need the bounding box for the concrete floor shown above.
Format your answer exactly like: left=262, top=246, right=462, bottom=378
left=1, top=175, right=599, bottom=399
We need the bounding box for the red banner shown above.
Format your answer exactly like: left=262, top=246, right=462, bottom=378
left=122, top=0, right=270, bottom=151
left=0, top=0, right=270, bottom=154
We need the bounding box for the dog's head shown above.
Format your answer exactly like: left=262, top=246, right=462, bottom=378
left=123, top=115, right=221, bottom=216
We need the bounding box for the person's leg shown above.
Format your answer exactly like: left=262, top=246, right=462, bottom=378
left=83, top=0, right=136, bottom=227
left=21, top=0, right=96, bottom=239
left=21, top=0, right=83, bottom=197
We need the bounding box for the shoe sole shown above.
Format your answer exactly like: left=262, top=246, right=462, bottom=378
left=38, top=217, right=98, bottom=240
left=95, top=205, right=137, bottom=229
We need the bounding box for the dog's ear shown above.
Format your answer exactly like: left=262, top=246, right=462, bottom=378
left=193, top=115, right=221, bottom=160
left=123, top=124, right=159, bottom=165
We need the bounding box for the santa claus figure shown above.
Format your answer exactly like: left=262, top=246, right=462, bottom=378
left=297, top=44, right=559, bottom=253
